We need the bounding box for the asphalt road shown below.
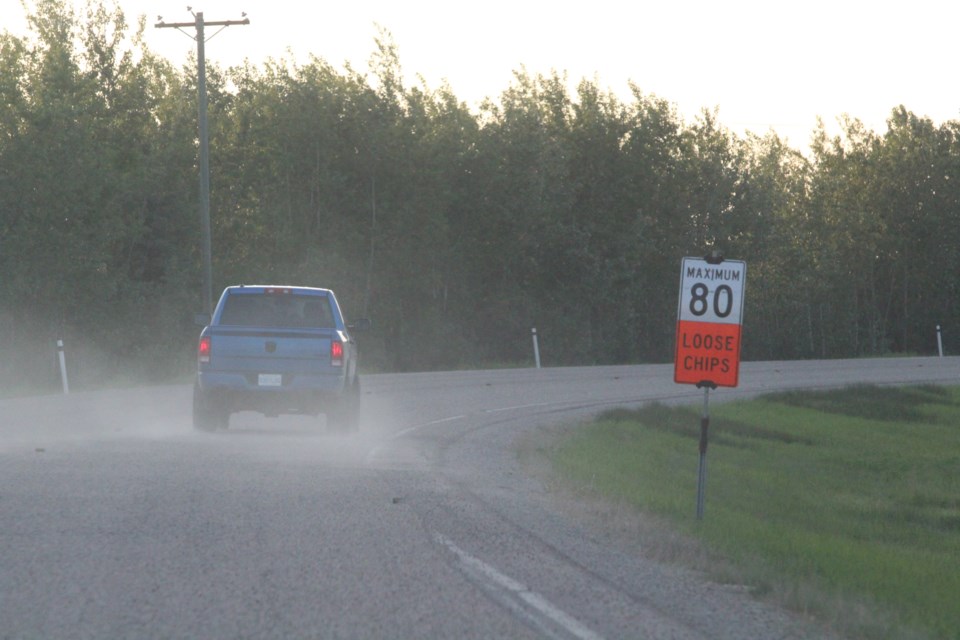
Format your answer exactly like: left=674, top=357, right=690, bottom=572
left=2, top=357, right=958, bottom=639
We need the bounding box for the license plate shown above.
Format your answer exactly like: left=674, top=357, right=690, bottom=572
left=258, top=373, right=282, bottom=387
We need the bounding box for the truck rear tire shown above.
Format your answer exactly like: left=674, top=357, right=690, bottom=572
left=193, top=383, right=229, bottom=431
left=327, top=377, right=360, bottom=432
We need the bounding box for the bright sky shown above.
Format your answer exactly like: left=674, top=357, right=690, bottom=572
left=3, top=0, right=960, bottom=149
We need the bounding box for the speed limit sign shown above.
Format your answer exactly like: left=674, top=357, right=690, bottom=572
left=674, top=256, right=746, bottom=387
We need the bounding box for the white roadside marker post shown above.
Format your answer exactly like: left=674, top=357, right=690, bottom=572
left=532, top=327, right=541, bottom=369
left=57, top=338, right=69, bottom=394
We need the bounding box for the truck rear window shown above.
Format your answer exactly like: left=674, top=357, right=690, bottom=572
left=219, top=293, right=336, bottom=328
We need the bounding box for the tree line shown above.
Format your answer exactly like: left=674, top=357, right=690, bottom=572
left=3, top=0, right=960, bottom=389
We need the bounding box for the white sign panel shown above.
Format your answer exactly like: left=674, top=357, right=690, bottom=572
left=676, top=258, right=746, bottom=325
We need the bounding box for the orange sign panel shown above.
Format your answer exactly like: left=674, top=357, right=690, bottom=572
left=674, top=320, right=742, bottom=387
left=674, top=258, right=746, bottom=388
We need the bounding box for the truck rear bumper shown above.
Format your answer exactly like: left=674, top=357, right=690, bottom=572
left=197, top=370, right=346, bottom=415
left=199, top=369, right=345, bottom=390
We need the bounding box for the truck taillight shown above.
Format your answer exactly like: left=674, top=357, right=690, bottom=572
left=198, top=336, right=211, bottom=364
left=330, top=341, right=343, bottom=366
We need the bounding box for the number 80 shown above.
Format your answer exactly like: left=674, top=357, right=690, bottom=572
left=689, top=283, right=733, bottom=319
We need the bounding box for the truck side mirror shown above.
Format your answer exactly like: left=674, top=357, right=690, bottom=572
left=348, top=318, right=371, bottom=332
left=194, top=312, right=211, bottom=327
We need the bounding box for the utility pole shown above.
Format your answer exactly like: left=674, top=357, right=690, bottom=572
left=155, top=9, right=249, bottom=316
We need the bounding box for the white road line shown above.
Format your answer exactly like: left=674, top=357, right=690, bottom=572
left=369, top=396, right=632, bottom=464
left=368, top=401, right=571, bottom=465
left=435, top=533, right=604, bottom=640
left=365, top=415, right=467, bottom=464
left=392, top=414, right=467, bottom=438
left=483, top=401, right=554, bottom=414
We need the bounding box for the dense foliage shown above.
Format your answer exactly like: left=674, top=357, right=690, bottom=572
left=3, top=0, right=960, bottom=388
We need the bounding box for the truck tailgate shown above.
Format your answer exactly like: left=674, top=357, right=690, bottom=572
left=207, top=328, right=337, bottom=375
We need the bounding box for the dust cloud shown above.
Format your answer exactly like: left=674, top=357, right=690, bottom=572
left=0, top=383, right=407, bottom=469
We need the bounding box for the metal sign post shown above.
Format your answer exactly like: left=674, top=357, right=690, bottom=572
left=696, top=382, right=714, bottom=519
left=674, top=254, right=746, bottom=521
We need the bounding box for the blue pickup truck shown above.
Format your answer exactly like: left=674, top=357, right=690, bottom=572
left=192, top=285, right=368, bottom=432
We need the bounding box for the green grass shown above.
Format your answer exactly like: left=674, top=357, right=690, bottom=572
left=548, top=385, right=960, bottom=639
